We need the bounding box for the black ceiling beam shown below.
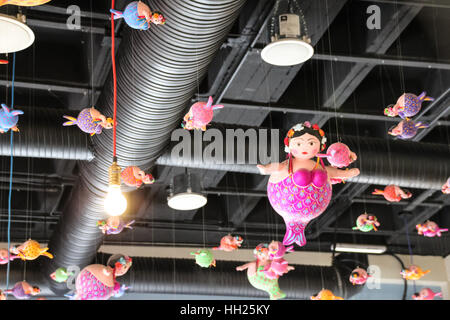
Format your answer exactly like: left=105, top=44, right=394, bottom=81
left=26, top=4, right=110, bottom=20
left=26, top=18, right=106, bottom=34
left=358, top=0, right=450, bottom=9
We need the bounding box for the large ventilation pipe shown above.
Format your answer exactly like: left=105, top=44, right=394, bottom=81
left=156, top=128, right=450, bottom=189
left=0, top=107, right=94, bottom=160
left=4, top=252, right=366, bottom=300
left=42, top=0, right=247, bottom=295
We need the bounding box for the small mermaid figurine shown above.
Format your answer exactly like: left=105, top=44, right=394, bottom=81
left=236, top=243, right=286, bottom=300
left=257, top=122, right=360, bottom=247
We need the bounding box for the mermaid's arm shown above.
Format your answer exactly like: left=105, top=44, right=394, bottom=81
left=256, top=161, right=287, bottom=175
left=236, top=262, right=253, bottom=271
left=325, top=166, right=360, bottom=180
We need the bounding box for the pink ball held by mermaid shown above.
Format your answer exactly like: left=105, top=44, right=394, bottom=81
left=182, top=96, right=224, bottom=131
left=384, top=92, right=434, bottom=119
left=263, top=241, right=295, bottom=280
left=372, top=185, right=412, bottom=202
left=416, top=221, right=448, bottom=238
left=257, top=122, right=360, bottom=247
left=63, top=107, right=113, bottom=136
left=213, top=234, right=243, bottom=252
left=236, top=243, right=286, bottom=300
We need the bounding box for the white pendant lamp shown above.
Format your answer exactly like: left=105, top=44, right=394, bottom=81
left=0, top=13, right=35, bottom=54
left=167, top=172, right=207, bottom=211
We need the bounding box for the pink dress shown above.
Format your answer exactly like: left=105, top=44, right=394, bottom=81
left=267, top=167, right=332, bottom=247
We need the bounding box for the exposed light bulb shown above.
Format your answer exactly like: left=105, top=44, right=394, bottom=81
left=104, top=184, right=127, bottom=216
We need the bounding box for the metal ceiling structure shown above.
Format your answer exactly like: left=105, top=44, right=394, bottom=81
left=0, top=0, right=449, bottom=299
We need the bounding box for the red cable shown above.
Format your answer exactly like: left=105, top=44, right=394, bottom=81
left=111, top=0, right=117, bottom=158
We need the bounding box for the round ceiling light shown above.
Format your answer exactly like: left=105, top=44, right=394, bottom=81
left=261, top=38, right=314, bottom=66
left=168, top=191, right=207, bottom=211
left=0, top=14, right=35, bottom=54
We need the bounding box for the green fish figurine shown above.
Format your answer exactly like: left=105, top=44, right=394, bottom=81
left=190, top=249, right=216, bottom=268
left=50, top=267, right=72, bottom=283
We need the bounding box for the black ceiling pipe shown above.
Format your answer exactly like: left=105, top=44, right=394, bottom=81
left=41, top=0, right=247, bottom=295
left=0, top=107, right=94, bottom=160
left=3, top=252, right=365, bottom=300
left=156, top=128, right=450, bottom=189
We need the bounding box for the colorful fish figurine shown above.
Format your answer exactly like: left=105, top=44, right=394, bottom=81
left=63, top=107, right=113, bottom=136
left=349, top=267, right=370, bottom=285
left=182, top=96, right=224, bottom=131
left=442, top=177, right=450, bottom=194
left=401, top=265, right=430, bottom=280
left=110, top=1, right=165, bottom=31
left=190, top=249, right=216, bottom=268
left=384, top=92, right=434, bottom=119
left=50, top=267, right=73, bottom=283
left=0, top=0, right=51, bottom=6
left=121, top=166, right=155, bottom=188
left=388, top=119, right=428, bottom=139
left=0, top=248, right=20, bottom=264
left=97, top=216, right=135, bottom=235
left=372, top=185, right=412, bottom=202
left=352, top=213, right=380, bottom=232
left=0, top=60, right=8, bottom=64
left=0, top=290, right=5, bottom=300
left=9, top=239, right=53, bottom=261
left=320, top=142, right=357, bottom=168
left=236, top=243, right=286, bottom=300
left=213, top=234, right=243, bottom=252
left=0, top=104, right=23, bottom=133
left=416, top=221, right=448, bottom=238
left=311, top=289, right=343, bottom=300
left=263, top=241, right=295, bottom=280
left=69, top=254, right=132, bottom=300
left=412, top=288, right=442, bottom=300
left=4, top=281, right=40, bottom=300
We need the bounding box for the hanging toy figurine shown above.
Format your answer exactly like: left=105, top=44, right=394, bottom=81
left=0, top=290, right=5, bottom=300
left=416, top=221, right=448, bottom=238
left=384, top=92, right=434, bottom=119
left=320, top=142, right=357, bottom=168
left=442, top=177, right=450, bottom=194
left=0, top=104, right=23, bottom=133
left=310, top=289, right=343, bottom=300
left=110, top=1, right=165, bottom=31
left=0, top=248, right=19, bottom=264
left=258, top=122, right=360, bottom=247
left=213, top=234, right=243, bottom=252
left=63, top=107, right=113, bottom=136
left=352, top=213, right=380, bottom=232
left=236, top=243, right=286, bottom=300
left=4, top=281, right=40, bottom=300
left=50, top=267, right=73, bottom=283
left=97, top=216, right=135, bottom=235
left=372, top=185, right=412, bottom=202
left=349, top=267, right=370, bottom=285
left=9, top=239, right=53, bottom=260
left=182, top=96, right=224, bottom=131
left=400, top=265, right=430, bottom=280
left=121, top=166, right=155, bottom=188
left=263, top=241, right=295, bottom=280
left=388, top=119, right=428, bottom=140
left=68, top=254, right=132, bottom=300
left=0, top=0, right=51, bottom=7
left=412, top=288, right=442, bottom=300
left=0, top=59, right=7, bottom=64
left=190, top=249, right=216, bottom=268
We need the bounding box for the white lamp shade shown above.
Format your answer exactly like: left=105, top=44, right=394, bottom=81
left=0, top=14, right=35, bottom=54
left=261, top=38, right=314, bottom=66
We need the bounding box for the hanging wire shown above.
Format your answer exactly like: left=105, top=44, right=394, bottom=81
left=111, top=0, right=118, bottom=158
left=5, top=52, right=16, bottom=298
left=402, top=215, right=416, bottom=293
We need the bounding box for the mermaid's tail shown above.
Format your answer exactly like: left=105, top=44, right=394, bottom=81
left=418, top=91, right=434, bottom=102
left=268, top=286, right=286, bottom=300
left=283, top=221, right=306, bottom=247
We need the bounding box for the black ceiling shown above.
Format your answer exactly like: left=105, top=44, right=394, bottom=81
left=0, top=0, right=449, bottom=258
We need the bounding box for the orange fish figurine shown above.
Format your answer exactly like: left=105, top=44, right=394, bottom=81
left=213, top=234, right=243, bottom=252
left=120, top=166, right=155, bottom=188
left=311, top=289, right=343, bottom=300
left=0, top=60, right=8, bottom=65
left=400, top=265, right=430, bottom=280
left=9, top=239, right=53, bottom=261
left=0, top=0, right=51, bottom=6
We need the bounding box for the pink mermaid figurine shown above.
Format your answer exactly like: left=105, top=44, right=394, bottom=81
left=69, top=254, right=132, bottom=300
left=257, top=122, right=360, bottom=247
left=263, top=241, right=295, bottom=279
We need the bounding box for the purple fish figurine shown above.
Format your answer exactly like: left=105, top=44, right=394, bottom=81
left=0, top=104, right=23, bottom=133
left=385, top=92, right=434, bottom=119
left=388, top=119, right=428, bottom=139
left=4, top=281, right=40, bottom=300
left=63, top=107, right=113, bottom=136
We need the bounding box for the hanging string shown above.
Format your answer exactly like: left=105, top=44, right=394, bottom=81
left=402, top=215, right=416, bottom=293
left=111, top=0, right=118, bottom=158
left=6, top=52, right=16, bottom=298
